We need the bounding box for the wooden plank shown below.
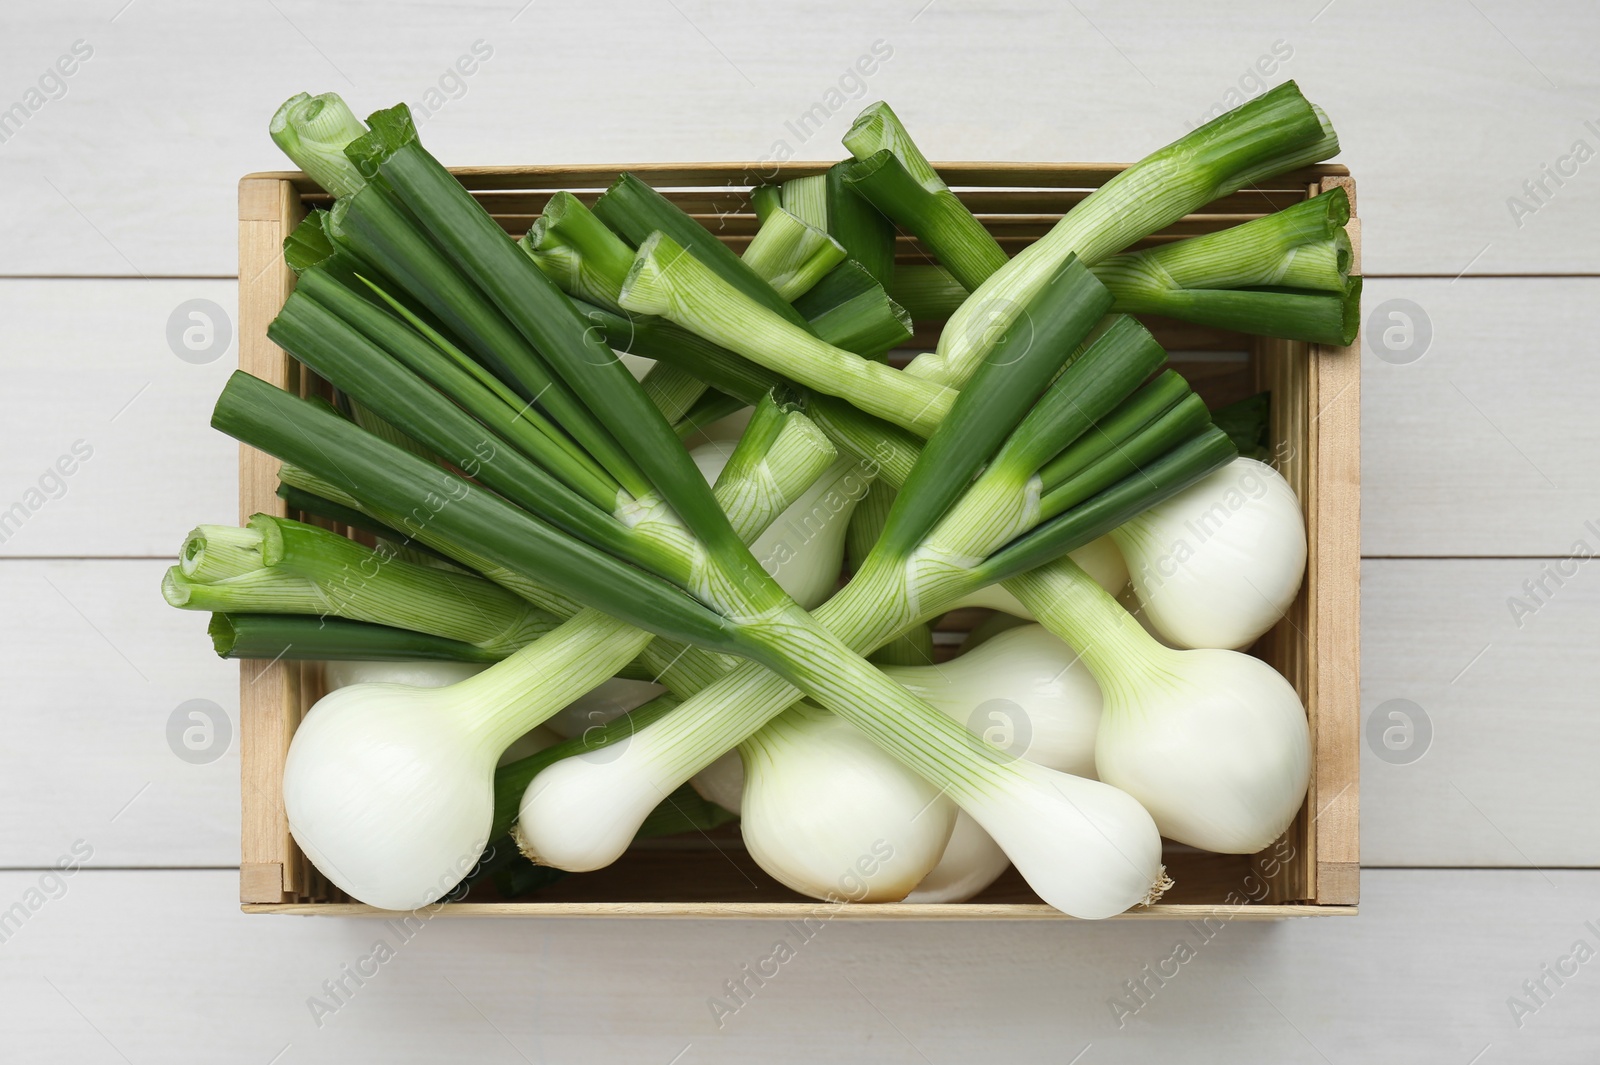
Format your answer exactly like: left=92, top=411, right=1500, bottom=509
left=2, top=1, right=1595, bottom=276
left=1362, top=557, right=1600, bottom=866
left=1361, top=276, right=1600, bottom=556
left=0, top=870, right=1594, bottom=1061
left=0, top=278, right=238, bottom=558
left=1312, top=175, right=1362, bottom=904
left=0, top=560, right=237, bottom=867
left=236, top=177, right=301, bottom=904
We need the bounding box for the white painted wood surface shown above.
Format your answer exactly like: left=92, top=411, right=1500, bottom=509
left=1, top=870, right=1596, bottom=1062
left=2, top=0, right=1597, bottom=1058
left=2, top=0, right=1598, bottom=277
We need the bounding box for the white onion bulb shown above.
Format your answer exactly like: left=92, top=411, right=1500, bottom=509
left=1113, top=457, right=1306, bottom=650
left=903, top=812, right=1011, bottom=903
left=739, top=705, right=956, bottom=902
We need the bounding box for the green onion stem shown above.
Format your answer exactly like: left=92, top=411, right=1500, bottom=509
left=791, top=260, right=913, bottom=359
left=270, top=92, right=369, bottom=198
left=741, top=206, right=847, bottom=301
left=593, top=172, right=811, bottom=330
left=166, top=515, right=553, bottom=655
left=210, top=613, right=517, bottom=664
left=520, top=191, right=637, bottom=311
left=886, top=264, right=968, bottom=320
left=916, top=80, right=1340, bottom=388
left=1039, top=394, right=1213, bottom=519
left=327, top=180, right=654, bottom=501
left=270, top=282, right=697, bottom=582
left=822, top=164, right=897, bottom=285
left=841, top=148, right=1007, bottom=293
left=291, top=268, right=622, bottom=509
left=618, top=231, right=955, bottom=437
left=641, top=362, right=711, bottom=424
left=1037, top=369, right=1192, bottom=491
left=180, top=524, right=265, bottom=582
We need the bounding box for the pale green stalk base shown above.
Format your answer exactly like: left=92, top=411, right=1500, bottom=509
left=640, top=362, right=709, bottom=423
left=741, top=207, right=846, bottom=301
left=619, top=232, right=955, bottom=438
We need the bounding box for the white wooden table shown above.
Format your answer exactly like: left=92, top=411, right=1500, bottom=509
left=3, top=1, right=1597, bottom=1060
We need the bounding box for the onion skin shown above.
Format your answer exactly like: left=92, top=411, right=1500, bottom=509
left=903, top=812, right=1011, bottom=904
left=284, top=683, right=496, bottom=911
left=1095, top=648, right=1312, bottom=854
left=738, top=707, right=956, bottom=903
left=1114, top=458, right=1306, bottom=651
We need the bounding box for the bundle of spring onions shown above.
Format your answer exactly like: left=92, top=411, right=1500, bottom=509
left=168, top=81, right=1346, bottom=917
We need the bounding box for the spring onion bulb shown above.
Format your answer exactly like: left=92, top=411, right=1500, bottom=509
left=1005, top=560, right=1311, bottom=854
left=882, top=625, right=1102, bottom=777
left=1112, top=457, right=1306, bottom=650
left=323, top=659, right=486, bottom=690
left=284, top=609, right=654, bottom=910
left=903, top=812, right=1011, bottom=903
left=739, top=703, right=957, bottom=901
left=691, top=750, right=744, bottom=812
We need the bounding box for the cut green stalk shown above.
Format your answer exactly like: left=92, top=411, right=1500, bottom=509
left=840, top=147, right=1005, bottom=294
left=915, top=80, right=1340, bottom=387
left=289, top=268, right=621, bottom=510
left=741, top=206, right=847, bottom=301
left=1091, top=187, right=1359, bottom=345
left=1039, top=394, right=1213, bottom=519
left=1115, top=279, right=1362, bottom=348
left=579, top=300, right=780, bottom=408
left=325, top=181, right=653, bottom=502
left=1099, top=187, right=1352, bottom=293
left=276, top=483, right=452, bottom=565
left=180, top=524, right=263, bottom=582
left=781, top=165, right=898, bottom=288
left=520, top=191, right=637, bottom=311
left=619, top=232, right=955, bottom=437
left=791, top=260, right=913, bottom=359
left=165, top=516, right=553, bottom=655
left=593, top=172, right=811, bottom=330
left=210, top=613, right=513, bottom=664
left=270, top=281, right=697, bottom=581
left=351, top=109, right=779, bottom=606
left=270, top=92, right=369, bottom=198
left=842, top=102, right=1005, bottom=291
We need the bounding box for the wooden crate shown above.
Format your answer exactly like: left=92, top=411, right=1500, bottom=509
left=236, top=161, right=1360, bottom=918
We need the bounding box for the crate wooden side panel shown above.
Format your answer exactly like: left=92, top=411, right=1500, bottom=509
left=236, top=176, right=308, bottom=905
left=1310, top=175, right=1361, bottom=905
left=237, top=161, right=1360, bottom=918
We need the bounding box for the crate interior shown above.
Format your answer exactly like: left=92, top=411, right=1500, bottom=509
left=248, top=163, right=1349, bottom=914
